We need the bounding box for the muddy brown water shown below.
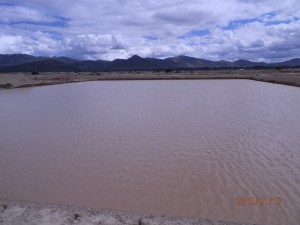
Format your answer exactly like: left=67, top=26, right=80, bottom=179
left=0, top=80, right=300, bottom=225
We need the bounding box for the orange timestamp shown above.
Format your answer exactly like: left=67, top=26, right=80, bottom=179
left=236, top=196, right=282, bottom=205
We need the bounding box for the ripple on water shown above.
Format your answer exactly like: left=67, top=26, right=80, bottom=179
left=0, top=80, right=300, bottom=225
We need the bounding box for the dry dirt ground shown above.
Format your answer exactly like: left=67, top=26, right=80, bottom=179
left=0, top=199, right=259, bottom=225
left=0, top=69, right=300, bottom=89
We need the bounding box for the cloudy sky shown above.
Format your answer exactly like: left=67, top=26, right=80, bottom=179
left=0, top=0, right=299, bottom=62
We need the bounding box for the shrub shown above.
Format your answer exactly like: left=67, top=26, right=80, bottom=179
left=0, top=83, right=13, bottom=89
left=31, top=71, right=39, bottom=75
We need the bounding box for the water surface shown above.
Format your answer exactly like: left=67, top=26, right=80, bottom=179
left=0, top=80, right=300, bottom=225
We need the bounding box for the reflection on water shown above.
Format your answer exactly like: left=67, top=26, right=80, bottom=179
left=0, top=80, right=300, bottom=225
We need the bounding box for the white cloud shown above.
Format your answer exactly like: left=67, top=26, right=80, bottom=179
left=0, top=0, right=299, bottom=61
left=0, top=32, right=60, bottom=56
left=1, top=5, right=50, bottom=23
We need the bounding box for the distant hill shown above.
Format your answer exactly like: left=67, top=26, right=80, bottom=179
left=109, top=55, right=164, bottom=71
left=0, top=54, right=299, bottom=72
left=272, top=58, right=300, bottom=67
left=163, top=55, right=226, bottom=68
left=0, top=59, right=76, bottom=72
left=0, top=54, right=47, bottom=67
left=0, top=54, right=78, bottom=67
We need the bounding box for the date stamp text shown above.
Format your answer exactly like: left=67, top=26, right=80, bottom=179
left=236, top=196, right=282, bottom=205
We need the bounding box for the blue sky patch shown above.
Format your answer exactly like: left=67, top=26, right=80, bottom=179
left=0, top=18, right=69, bottom=28
left=264, top=17, right=299, bottom=26
left=144, top=36, right=158, bottom=40
left=0, top=2, right=17, bottom=7
left=179, top=29, right=210, bottom=39
left=221, top=18, right=261, bottom=30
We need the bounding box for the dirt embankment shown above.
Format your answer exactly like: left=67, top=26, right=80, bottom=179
left=0, top=199, right=259, bottom=225
left=0, top=69, right=300, bottom=89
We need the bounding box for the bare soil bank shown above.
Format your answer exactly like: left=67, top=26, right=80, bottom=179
left=0, top=69, right=300, bottom=89
left=0, top=199, right=259, bottom=225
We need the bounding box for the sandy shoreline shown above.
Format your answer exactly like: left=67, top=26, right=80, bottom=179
left=0, top=199, right=260, bottom=225
left=0, top=69, right=300, bottom=89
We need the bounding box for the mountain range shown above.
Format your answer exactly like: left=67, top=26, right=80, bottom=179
left=0, top=54, right=299, bottom=72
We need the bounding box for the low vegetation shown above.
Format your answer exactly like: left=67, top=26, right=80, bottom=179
left=0, top=83, right=13, bottom=89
